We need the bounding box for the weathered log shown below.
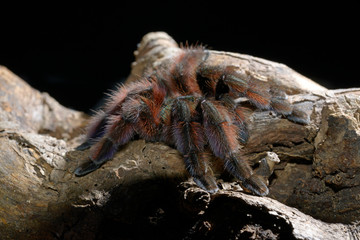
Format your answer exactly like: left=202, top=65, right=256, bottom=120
left=0, top=32, right=359, bottom=239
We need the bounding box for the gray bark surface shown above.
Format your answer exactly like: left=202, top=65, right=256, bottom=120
left=0, top=32, right=359, bottom=239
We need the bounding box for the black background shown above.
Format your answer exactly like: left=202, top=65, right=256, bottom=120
left=1, top=3, right=359, bottom=113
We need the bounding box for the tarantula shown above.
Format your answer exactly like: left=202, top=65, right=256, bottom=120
left=75, top=47, right=302, bottom=196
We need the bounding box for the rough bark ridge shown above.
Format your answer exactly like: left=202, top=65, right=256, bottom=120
left=0, top=32, right=359, bottom=239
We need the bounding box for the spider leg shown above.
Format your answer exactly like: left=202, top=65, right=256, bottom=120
left=76, top=79, right=156, bottom=150
left=171, top=97, right=219, bottom=193
left=75, top=78, right=165, bottom=176
left=74, top=115, right=135, bottom=176
left=220, top=71, right=310, bottom=124
left=219, top=94, right=251, bottom=143
left=75, top=111, right=107, bottom=150
left=201, top=99, right=268, bottom=196
left=197, top=65, right=294, bottom=115
left=75, top=141, right=94, bottom=151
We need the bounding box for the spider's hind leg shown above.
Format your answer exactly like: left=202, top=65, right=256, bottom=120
left=171, top=97, right=219, bottom=193
left=197, top=64, right=300, bottom=120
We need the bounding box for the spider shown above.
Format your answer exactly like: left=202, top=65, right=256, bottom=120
left=74, top=47, right=303, bottom=196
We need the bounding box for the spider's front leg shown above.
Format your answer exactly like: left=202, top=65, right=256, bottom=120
left=201, top=99, right=269, bottom=196
left=75, top=80, right=152, bottom=151
left=170, top=97, right=219, bottom=193
left=75, top=78, right=166, bottom=176
left=74, top=112, right=136, bottom=176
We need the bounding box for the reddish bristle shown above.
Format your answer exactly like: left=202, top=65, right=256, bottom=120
left=246, top=90, right=271, bottom=109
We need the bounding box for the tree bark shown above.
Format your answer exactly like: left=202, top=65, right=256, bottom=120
left=0, top=32, right=359, bottom=239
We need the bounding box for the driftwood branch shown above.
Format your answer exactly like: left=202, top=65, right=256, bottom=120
left=0, top=32, right=359, bottom=239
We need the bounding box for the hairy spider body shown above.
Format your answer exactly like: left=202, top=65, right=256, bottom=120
left=75, top=47, right=300, bottom=196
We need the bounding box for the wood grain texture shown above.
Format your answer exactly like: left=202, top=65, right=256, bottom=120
left=0, top=32, right=359, bottom=239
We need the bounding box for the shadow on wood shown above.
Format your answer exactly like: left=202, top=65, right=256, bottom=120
left=0, top=32, right=359, bottom=239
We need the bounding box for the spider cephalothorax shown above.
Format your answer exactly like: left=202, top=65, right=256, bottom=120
left=75, top=47, right=302, bottom=196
